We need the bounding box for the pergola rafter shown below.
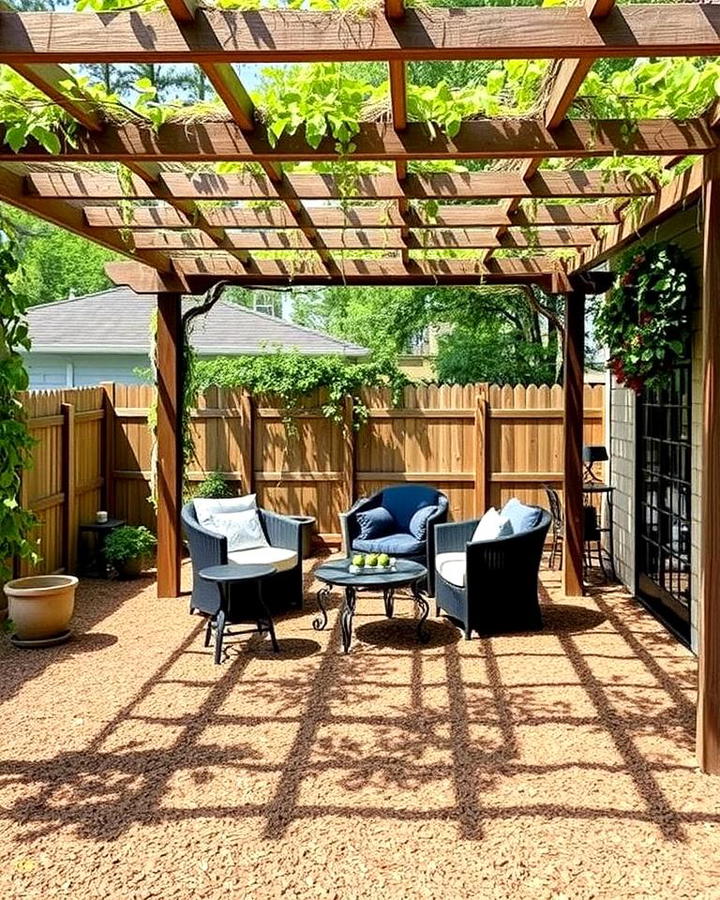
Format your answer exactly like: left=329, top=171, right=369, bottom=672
left=24, top=169, right=655, bottom=201
left=159, top=0, right=335, bottom=275
left=82, top=202, right=621, bottom=231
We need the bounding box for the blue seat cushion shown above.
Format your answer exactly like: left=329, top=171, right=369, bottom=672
left=353, top=533, right=425, bottom=556
left=501, top=498, right=543, bottom=534
left=409, top=505, right=438, bottom=540
left=356, top=506, right=396, bottom=540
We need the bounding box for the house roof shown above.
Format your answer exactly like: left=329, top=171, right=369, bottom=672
left=25, top=288, right=369, bottom=358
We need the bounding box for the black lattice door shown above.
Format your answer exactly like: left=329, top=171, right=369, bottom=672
left=636, top=366, right=692, bottom=643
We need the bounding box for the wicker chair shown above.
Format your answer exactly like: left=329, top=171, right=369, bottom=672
left=434, top=508, right=551, bottom=639
left=182, top=502, right=304, bottom=617
left=339, top=485, right=449, bottom=596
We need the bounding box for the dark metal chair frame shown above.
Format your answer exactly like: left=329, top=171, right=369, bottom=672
left=542, top=484, right=564, bottom=570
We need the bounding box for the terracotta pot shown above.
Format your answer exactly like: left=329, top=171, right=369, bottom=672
left=3, top=575, right=78, bottom=640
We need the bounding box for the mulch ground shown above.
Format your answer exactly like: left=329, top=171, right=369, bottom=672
left=0, top=556, right=718, bottom=900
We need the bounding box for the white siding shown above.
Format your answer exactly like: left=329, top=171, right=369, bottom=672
left=24, top=353, right=151, bottom=389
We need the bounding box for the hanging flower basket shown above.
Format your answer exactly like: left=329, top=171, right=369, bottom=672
left=595, top=242, right=693, bottom=394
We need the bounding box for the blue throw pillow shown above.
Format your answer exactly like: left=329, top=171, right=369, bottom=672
left=357, top=506, right=396, bottom=540
left=408, top=505, right=437, bottom=541
left=501, top=498, right=542, bottom=534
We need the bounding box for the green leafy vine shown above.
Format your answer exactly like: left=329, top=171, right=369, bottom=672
left=595, top=242, right=693, bottom=394
left=0, top=235, right=38, bottom=582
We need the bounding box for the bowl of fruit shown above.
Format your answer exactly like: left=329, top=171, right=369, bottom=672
left=349, top=553, right=396, bottom=574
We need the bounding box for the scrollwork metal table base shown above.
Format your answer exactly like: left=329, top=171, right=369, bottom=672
left=312, top=559, right=430, bottom=654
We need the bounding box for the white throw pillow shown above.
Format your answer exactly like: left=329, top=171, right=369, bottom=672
left=194, top=494, right=257, bottom=528
left=471, top=507, right=514, bottom=543
left=208, top=509, right=269, bottom=553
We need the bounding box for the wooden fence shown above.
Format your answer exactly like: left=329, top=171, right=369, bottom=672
left=18, top=382, right=604, bottom=573
left=16, top=387, right=106, bottom=577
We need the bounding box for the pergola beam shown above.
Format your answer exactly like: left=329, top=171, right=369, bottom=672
left=107, top=257, right=562, bottom=292
left=3, top=118, right=712, bottom=163
left=130, top=225, right=596, bottom=252
left=84, top=202, right=621, bottom=231
left=486, top=2, right=616, bottom=263
left=3, top=7, right=720, bottom=63
left=28, top=170, right=653, bottom=201
left=0, top=0, right=105, bottom=132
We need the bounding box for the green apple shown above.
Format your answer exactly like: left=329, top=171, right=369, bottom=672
left=352, top=554, right=365, bottom=567
left=366, top=553, right=379, bottom=567
left=378, top=553, right=390, bottom=567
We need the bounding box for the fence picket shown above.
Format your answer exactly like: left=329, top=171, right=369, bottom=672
left=16, top=380, right=605, bottom=561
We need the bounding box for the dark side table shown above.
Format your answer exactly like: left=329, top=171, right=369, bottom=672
left=583, top=482, right=617, bottom=581
left=78, top=518, right=125, bottom=578
left=199, top=563, right=278, bottom=664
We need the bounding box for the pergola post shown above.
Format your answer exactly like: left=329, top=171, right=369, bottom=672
left=156, top=292, right=183, bottom=599
left=563, top=290, right=585, bottom=598
left=698, top=152, right=720, bottom=774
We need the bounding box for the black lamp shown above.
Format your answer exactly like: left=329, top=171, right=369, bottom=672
left=583, top=445, right=608, bottom=483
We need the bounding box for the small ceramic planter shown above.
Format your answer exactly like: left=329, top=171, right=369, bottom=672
left=3, top=574, right=78, bottom=643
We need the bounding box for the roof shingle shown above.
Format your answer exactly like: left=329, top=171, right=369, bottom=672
left=26, top=288, right=369, bottom=358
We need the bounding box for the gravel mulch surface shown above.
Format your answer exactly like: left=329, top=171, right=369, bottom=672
left=0, top=557, right=718, bottom=900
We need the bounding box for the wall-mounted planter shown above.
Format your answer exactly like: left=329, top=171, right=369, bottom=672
left=3, top=575, right=78, bottom=646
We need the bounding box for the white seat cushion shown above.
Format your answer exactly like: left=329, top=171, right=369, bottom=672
left=228, top=546, right=298, bottom=573
left=436, top=552, right=467, bottom=588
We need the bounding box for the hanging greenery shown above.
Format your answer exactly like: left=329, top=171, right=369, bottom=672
left=192, top=351, right=409, bottom=428
left=0, top=236, right=38, bottom=582
left=595, top=242, right=693, bottom=394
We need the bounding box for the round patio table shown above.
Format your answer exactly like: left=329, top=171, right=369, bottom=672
left=313, top=558, right=429, bottom=653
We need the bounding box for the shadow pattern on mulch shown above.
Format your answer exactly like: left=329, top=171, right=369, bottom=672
left=0, top=556, right=717, bottom=897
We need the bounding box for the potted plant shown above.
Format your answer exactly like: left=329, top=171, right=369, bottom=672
left=104, top=526, right=157, bottom=579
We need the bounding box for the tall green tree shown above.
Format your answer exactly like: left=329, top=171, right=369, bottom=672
left=1, top=206, right=119, bottom=306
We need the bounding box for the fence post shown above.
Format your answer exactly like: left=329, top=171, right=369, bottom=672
left=342, top=395, right=355, bottom=510
left=474, top=388, right=488, bottom=516
left=239, top=389, right=254, bottom=493
left=100, top=382, right=116, bottom=514
left=61, top=401, right=77, bottom=573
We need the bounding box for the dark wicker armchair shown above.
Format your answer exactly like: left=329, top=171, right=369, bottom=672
left=181, top=502, right=304, bottom=616
left=339, top=485, right=449, bottom=596
left=434, top=508, right=551, bottom=639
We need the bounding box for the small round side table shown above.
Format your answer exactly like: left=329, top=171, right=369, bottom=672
left=199, top=563, right=278, bottom=664
left=78, top=518, right=126, bottom=578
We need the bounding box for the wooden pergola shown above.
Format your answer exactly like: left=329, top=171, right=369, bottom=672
left=1, top=0, right=719, bottom=773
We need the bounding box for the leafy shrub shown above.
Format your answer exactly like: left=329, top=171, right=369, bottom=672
left=193, top=472, right=235, bottom=500
left=104, top=526, right=157, bottom=564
